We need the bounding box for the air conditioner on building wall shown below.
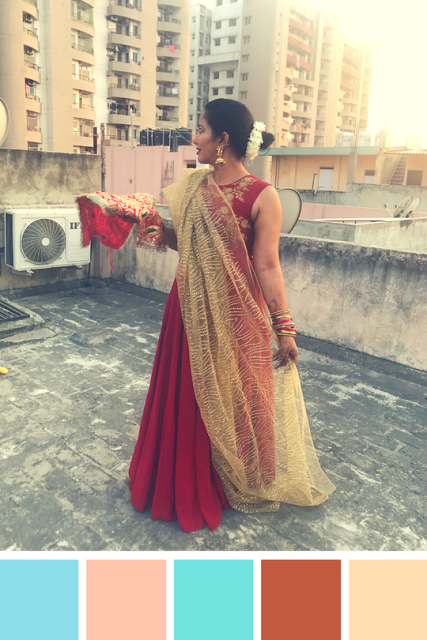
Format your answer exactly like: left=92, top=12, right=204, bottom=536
left=4, top=209, right=90, bottom=272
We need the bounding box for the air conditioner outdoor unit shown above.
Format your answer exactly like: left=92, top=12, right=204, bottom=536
left=24, top=13, right=33, bottom=23
left=4, top=208, right=90, bottom=272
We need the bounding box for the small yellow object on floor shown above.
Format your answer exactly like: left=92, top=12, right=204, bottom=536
left=0, top=367, right=8, bottom=375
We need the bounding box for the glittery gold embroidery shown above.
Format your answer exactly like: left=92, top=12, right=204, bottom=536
left=221, top=176, right=257, bottom=204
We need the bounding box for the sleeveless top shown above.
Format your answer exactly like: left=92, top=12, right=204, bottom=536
left=218, top=174, right=271, bottom=258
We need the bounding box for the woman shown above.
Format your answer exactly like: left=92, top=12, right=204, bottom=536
left=77, top=99, right=335, bottom=533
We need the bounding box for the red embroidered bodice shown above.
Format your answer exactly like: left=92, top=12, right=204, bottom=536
left=218, top=174, right=271, bottom=257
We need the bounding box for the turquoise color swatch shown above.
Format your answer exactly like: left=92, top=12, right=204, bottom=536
left=174, top=560, right=253, bottom=640
left=0, top=560, right=78, bottom=640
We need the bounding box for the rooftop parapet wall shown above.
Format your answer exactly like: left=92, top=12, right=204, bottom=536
left=109, top=222, right=427, bottom=372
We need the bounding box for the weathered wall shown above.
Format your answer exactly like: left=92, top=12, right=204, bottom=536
left=279, top=236, right=427, bottom=371
left=0, top=148, right=101, bottom=292
left=273, top=155, right=350, bottom=191
left=293, top=217, right=427, bottom=253
left=109, top=217, right=427, bottom=371
left=298, top=182, right=427, bottom=213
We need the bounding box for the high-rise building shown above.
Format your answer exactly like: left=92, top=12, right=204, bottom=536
left=0, top=0, right=190, bottom=153
left=187, top=0, right=373, bottom=152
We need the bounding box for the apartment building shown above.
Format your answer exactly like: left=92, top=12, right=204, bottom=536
left=187, top=4, right=212, bottom=128
left=187, top=0, right=373, bottom=151
left=0, top=0, right=190, bottom=153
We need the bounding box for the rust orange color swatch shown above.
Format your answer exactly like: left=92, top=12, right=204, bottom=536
left=262, top=559, right=341, bottom=640
left=87, top=560, right=166, bottom=640
left=350, top=560, right=427, bottom=640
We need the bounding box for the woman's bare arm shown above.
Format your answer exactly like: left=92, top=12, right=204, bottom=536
left=251, top=186, right=298, bottom=365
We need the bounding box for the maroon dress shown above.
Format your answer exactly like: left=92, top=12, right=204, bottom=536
left=128, top=174, right=271, bottom=532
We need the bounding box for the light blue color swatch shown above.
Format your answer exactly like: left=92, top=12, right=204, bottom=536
left=174, top=559, right=253, bottom=640
left=0, top=560, right=78, bottom=640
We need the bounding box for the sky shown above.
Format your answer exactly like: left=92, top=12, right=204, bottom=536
left=191, top=0, right=427, bottom=147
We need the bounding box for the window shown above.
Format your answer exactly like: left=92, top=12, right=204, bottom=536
left=243, top=36, right=250, bottom=44
left=244, top=16, right=251, bottom=24
left=216, top=0, right=223, bottom=5
left=229, top=18, right=237, bottom=26
left=226, top=86, right=233, bottom=94
left=213, top=87, right=219, bottom=95
left=242, top=54, right=249, bottom=62
left=230, top=0, right=237, bottom=3
left=190, top=99, right=193, bottom=105
left=192, top=16, right=196, bottom=22
left=192, top=33, right=195, bottom=39
left=190, top=82, right=194, bottom=88
left=228, top=36, right=236, bottom=44
left=190, top=66, right=195, bottom=73
left=215, top=38, right=220, bottom=46
left=204, top=68, right=209, bottom=77
left=133, top=25, right=138, bottom=36
left=241, top=73, right=248, bottom=80
left=189, top=115, right=193, bottom=120
left=226, top=69, right=234, bottom=78
left=191, top=50, right=195, bottom=56
left=240, top=91, right=247, bottom=98
left=133, top=52, right=138, bottom=62
left=215, top=21, right=221, bottom=29
left=213, top=71, right=219, bottom=79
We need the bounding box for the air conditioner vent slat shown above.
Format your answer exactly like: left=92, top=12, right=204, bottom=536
left=21, top=218, right=66, bottom=264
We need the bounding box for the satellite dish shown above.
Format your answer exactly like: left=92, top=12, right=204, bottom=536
left=277, top=188, right=302, bottom=233
left=388, top=196, right=413, bottom=218
left=404, top=197, right=421, bottom=218
left=0, top=98, right=10, bottom=146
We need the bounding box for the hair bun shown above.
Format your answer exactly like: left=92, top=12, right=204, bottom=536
left=260, top=131, right=275, bottom=150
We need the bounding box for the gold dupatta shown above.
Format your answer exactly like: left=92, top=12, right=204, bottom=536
left=163, top=168, right=335, bottom=512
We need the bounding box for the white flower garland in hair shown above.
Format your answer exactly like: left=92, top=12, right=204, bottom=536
left=245, top=121, right=266, bottom=161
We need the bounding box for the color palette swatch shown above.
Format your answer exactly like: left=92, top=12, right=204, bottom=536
left=87, top=559, right=166, bottom=640
left=174, top=559, right=253, bottom=640
left=0, top=559, right=78, bottom=640
left=350, top=560, right=427, bottom=640
left=262, top=559, right=341, bottom=640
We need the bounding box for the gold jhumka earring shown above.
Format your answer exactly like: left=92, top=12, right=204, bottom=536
left=215, top=145, right=226, bottom=164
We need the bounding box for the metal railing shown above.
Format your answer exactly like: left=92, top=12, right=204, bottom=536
left=157, top=115, right=179, bottom=122
left=156, top=66, right=180, bottom=74
left=113, top=28, right=141, bottom=38
left=72, top=42, right=94, bottom=55
left=109, top=56, right=141, bottom=65
left=158, top=15, right=181, bottom=24
left=26, top=94, right=41, bottom=102
left=157, top=88, right=179, bottom=98
left=27, top=123, right=41, bottom=132
left=73, top=130, right=93, bottom=137
left=72, top=73, right=95, bottom=83
left=109, top=82, right=140, bottom=91
left=73, top=103, right=95, bottom=110
left=108, top=0, right=141, bottom=10
left=24, top=58, right=40, bottom=70
left=157, top=42, right=181, bottom=49
left=71, top=11, right=94, bottom=26
left=23, top=26, right=38, bottom=38
left=109, top=108, right=140, bottom=116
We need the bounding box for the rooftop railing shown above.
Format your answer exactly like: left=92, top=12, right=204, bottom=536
left=72, top=73, right=95, bottom=83
left=71, top=11, right=94, bottom=26
left=23, top=26, right=38, bottom=38
left=72, top=42, right=94, bottom=55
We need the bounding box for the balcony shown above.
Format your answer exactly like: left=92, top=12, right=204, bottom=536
left=23, top=26, right=39, bottom=51
left=288, top=35, right=313, bottom=55
left=105, top=134, right=132, bottom=147
left=25, top=93, right=41, bottom=113
left=321, top=49, right=332, bottom=61
left=286, top=54, right=311, bottom=71
left=156, top=43, right=181, bottom=59
left=108, top=84, right=140, bottom=100
left=158, top=0, right=182, bottom=7
left=108, top=31, right=141, bottom=50
left=23, top=0, right=38, bottom=19
left=24, top=57, right=40, bottom=82
left=293, top=92, right=313, bottom=103
left=71, top=12, right=95, bottom=37
left=109, top=112, right=142, bottom=127
left=156, top=68, right=180, bottom=83
left=288, top=17, right=314, bottom=38
left=107, top=1, right=142, bottom=22
left=342, top=62, right=358, bottom=78
left=157, top=17, right=182, bottom=33
left=72, top=73, right=96, bottom=93
left=108, top=58, right=142, bottom=74
left=73, top=103, right=96, bottom=121
left=340, top=78, right=357, bottom=92
left=156, top=93, right=180, bottom=107
left=71, top=41, right=95, bottom=64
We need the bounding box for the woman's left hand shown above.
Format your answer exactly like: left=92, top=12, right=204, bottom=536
left=278, top=335, right=298, bottom=366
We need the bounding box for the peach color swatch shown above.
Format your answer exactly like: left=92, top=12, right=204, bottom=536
left=350, top=560, right=427, bottom=640
left=87, top=560, right=166, bottom=640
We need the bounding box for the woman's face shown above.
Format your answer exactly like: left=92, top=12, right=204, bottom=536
left=193, top=113, right=222, bottom=165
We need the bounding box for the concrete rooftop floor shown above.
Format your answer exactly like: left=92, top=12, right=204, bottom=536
left=0, top=281, right=426, bottom=552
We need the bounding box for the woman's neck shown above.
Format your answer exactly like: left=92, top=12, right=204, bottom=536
left=211, top=157, right=250, bottom=186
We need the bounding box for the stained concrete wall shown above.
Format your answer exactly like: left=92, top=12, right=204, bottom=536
left=293, top=217, right=427, bottom=253
left=109, top=214, right=427, bottom=371
left=279, top=236, right=427, bottom=372
left=0, top=148, right=101, bottom=292
left=298, top=182, right=427, bottom=213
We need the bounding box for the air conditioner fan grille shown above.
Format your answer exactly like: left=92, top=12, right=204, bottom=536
left=21, top=218, right=66, bottom=264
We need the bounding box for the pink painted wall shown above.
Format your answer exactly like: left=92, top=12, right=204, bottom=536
left=301, top=203, right=426, bottom=222
left=105, top=144, right=197, bottom=202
